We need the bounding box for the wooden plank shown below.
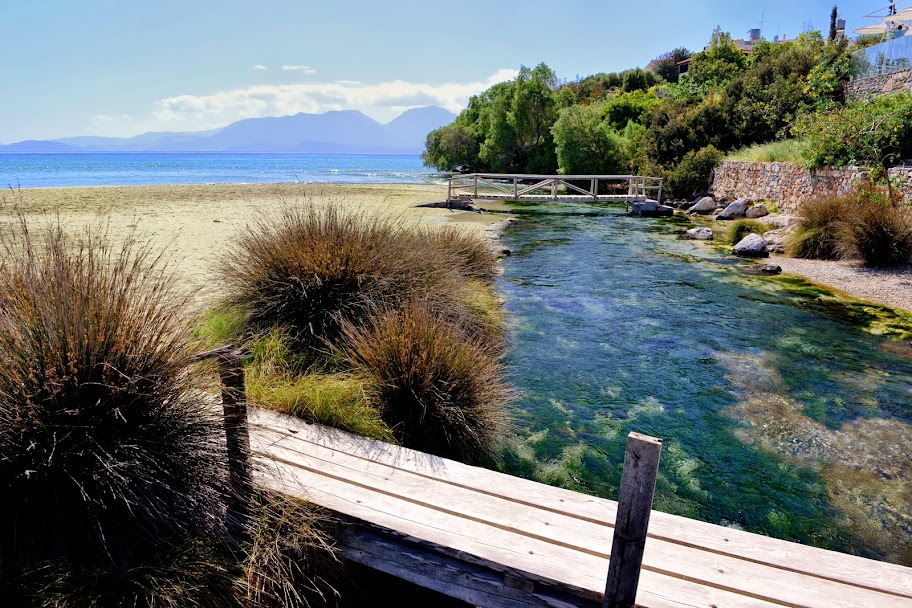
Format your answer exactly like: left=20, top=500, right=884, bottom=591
left=252, top=451, right=784, bottom=608
left=250, top=425, right=912, bottom=608
left=337, top=522, right=588, bottom=608
left=605, top=433, right=663, bottom=608
left=249, top=409, right=912, bottom=601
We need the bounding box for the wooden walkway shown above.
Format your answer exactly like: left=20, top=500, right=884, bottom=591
left=446, top=173, right=663, bottom=206
left=248, top=407, right=912, bottom=608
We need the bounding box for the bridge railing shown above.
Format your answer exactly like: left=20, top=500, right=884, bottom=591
left=446, top=173, right=663, bottom=204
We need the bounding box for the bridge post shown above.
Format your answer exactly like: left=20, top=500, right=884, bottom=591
left=603, top=432, right=662, bottom=608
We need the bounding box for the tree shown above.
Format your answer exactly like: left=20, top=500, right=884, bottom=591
left=649, top=47, right=692, bottom=83
left=551, top=102, right=626, bottom=175
left=686, top=27, right=748, bottom=88
left=829, top=6, right=839, bottom=41
left=508, top=63, right=559, bottom=172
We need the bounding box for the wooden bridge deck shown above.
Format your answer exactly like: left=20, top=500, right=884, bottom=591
left=249, top=407, right=912, bottom=608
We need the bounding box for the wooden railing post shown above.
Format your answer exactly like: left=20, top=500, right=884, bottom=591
left=218, top=349, right=252, bottom=507
left=603, top=432, right=662, bottom=608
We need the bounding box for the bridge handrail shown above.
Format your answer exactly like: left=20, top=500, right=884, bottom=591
left=446, top=173, right=663, bottom=205
left=447, top=173, right=662, bottom=181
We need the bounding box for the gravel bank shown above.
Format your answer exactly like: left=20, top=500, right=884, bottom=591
left=773, top=256, right=912, bottom=313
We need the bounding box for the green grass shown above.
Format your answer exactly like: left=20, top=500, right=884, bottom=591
left=727, top=219, right=776, bottom=245
left=726, top=139, right=807, bottom=163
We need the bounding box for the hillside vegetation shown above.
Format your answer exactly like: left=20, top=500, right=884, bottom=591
left=424, top=25, right=884, bottom=199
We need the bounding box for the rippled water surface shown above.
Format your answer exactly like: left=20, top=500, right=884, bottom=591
left=496, top=205, right=912, bottom=564
left=0, top=153, right=440, bottom=188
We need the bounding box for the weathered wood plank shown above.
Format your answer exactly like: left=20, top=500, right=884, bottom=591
left=253, top=452, right=785, bottom=608
left=250, top=424, right=912, bottom=608
left=249, top=409, right=912, bottom=602
left=605, top=433, right=663, bottom=608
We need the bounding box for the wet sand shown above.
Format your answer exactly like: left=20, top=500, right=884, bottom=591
left=0, top=183, right=504, bottom=313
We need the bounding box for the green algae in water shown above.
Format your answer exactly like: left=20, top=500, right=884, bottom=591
left=496, top=209, right=912, bottom=565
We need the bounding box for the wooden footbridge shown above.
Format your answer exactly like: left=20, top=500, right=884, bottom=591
left=202, top=348, right=912, bottom=607
left=446, top=173, right=663, bottom=206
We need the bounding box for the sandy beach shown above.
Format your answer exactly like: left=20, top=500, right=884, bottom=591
left=2, top=183, right=910, bottom=318
left=0, top=183, right=505, bottom=313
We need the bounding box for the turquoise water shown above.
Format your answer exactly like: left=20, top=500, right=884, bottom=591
left=496, top=205, right=912, bottom=565
left=0, top=153, right=439, bottom=188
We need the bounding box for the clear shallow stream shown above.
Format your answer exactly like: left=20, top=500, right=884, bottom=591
left=495, top=204, right=912, bottom=565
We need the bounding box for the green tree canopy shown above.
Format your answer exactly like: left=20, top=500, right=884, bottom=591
left=551, top=102, right=626, bottom=175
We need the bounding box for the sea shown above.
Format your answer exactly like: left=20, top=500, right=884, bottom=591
left=0, top=152, right=442, bottom=188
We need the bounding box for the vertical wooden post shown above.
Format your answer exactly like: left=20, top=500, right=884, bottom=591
left=603, top=432, right=662, bottom=608
left=657, top=179, right=663, bottom=205
left=513, top=177, right=518, bottom=200
left=591, top=178, right=598, bottom=201
left=218, top=350, right=252, bottom=516
left=474, top=174, right=478, bottom=199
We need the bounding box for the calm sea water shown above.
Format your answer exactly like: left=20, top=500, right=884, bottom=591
left=0, top=152, right=440, bottom=188
left=496, top=204, right=912, bottom=565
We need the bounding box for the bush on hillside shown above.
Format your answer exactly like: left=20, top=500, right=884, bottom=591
left=664, top=145, right=724, bottom=198
left=0, top=223, right=236, bottom=603
left=338, top=299, right=511, bottom=465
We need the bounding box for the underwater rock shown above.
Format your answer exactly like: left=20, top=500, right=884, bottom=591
left=742, top=263, right=782, bottom=275
left=733, top=233, right=769, bottom=258
left=685, top=227, right=714, bottom=240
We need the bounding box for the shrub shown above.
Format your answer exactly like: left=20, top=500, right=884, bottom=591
left=729, top=219, right=775, bottom=245
left=838, top=188, right=912, bottom=267
left=338, top=299, right=511, bottom=465
left=787, top=194, right=851, bottom=259
left=219, top=204, right=459, bottom=355
left=0, top=224, right=235, bottom=599
left=665, top=145, right=724, bottom=198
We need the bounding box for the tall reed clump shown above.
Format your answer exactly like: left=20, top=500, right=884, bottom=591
left=837, top=186, right=912, bottom=268
left=215, top=202, right=512, bottom=464
left=219, top=204, right=458, bottom=357
left=0, top=223, right=237, bottom=605
left=788, top=184, right=912, bottom=267
left=338, top=298, right=511, bottom=465
left=787, top=194, right=851, bottom=260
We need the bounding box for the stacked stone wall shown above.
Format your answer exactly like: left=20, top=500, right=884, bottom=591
left=846, top=68, right=912, bottom=98
left=712, top=161, right=867, bottom=213
left=712, top=161, right=912, bottom=213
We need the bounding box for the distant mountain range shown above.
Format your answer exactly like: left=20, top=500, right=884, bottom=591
left=0, top=106, right=457, bottom=154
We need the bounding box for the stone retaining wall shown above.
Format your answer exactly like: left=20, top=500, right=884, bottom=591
left=846, top=68, right=912, bottom=98
left=711, top=161, right=868, bottom=213
left=712, top=161, right=912, bottom=212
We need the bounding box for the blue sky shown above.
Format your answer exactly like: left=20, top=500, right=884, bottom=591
left=0, top=1, right=876, bottom=142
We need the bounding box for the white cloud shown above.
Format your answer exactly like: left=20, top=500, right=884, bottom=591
left=154, top=69, right=519, bottom=128
left=282, top=65, right=317, bottom=74
left=252, top=64, right=268, bottom=70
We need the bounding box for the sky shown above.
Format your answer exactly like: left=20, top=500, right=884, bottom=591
left=0, top=1, right=879, bottom=143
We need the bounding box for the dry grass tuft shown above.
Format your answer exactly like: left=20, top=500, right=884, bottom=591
left=338, top=298, right=511, bottom=465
